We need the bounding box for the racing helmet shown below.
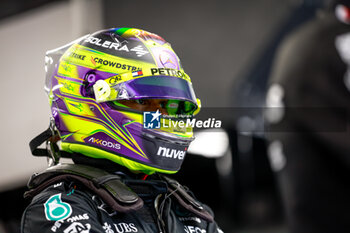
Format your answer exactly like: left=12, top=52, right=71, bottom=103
left=43, top=28, right=200, bottom=175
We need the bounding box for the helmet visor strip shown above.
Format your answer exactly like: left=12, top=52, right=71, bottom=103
left=93, top=75, right=199, bottom=116
left=109, top=99, right=196, bottom=116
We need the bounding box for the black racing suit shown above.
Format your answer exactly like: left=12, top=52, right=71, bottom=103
left=21, top=163, right=223, bottom=233
left=266, top=9, right=350, bottom=233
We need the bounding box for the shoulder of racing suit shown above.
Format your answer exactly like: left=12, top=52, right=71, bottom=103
left=24, top=163, right=214, bottom=222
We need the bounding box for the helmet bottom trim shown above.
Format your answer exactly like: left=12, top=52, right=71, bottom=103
left=61, top=142, right=178, bottom=175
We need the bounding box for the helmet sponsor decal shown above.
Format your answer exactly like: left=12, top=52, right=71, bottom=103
left=157, top=146, right=186, bottom=160
left=44, top=193, right=72, bottom=221
left=102, top=68, right=192, bottom=87
left=158, top=49, right=180, bottom=69
left=90, top=56, right=97, bottom=66
left=132, top=70, right=143, bottom=77
left=130, top=45, right=150, bottom=57
left=87, top=137, right=121, bottom=150
left=91, top=56, right=141, bottom=71
left=150, top=68, right=186, bottom=79
left=85, top=36, right=129, bottom=52
left=84, top=35, right=149, bottom=58
left=67, top=52, right=86, bottom=61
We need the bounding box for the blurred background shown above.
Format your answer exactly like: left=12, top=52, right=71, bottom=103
left=0, top=0, right=341, bottom=233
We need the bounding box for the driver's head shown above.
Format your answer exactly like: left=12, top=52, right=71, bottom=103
left=45, top=28, right=200, bottom=174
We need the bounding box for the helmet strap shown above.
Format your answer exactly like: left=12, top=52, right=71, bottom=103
left=46, top=118, right=61, bottom=166
left=29, top=118, right=71, bottom=165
